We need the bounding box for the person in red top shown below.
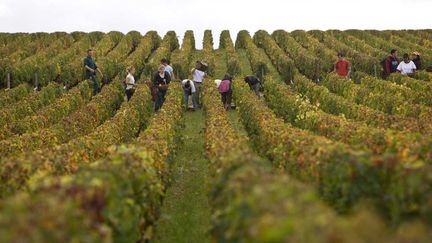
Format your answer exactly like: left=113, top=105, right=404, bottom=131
left=334, top=53, right=351, bottom=79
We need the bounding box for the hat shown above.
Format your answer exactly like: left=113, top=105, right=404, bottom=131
left=412, top=51, right=420, bottom=56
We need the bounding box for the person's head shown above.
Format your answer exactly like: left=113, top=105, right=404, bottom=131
left=185, top=80, right=191, bottom=89
left=223, top=74, right=232, bottom=81
left=158, top=65, right=165, bottom=74
left=161, top=58, right=168, bottom=66
left=412, top=51, right=420, bottom=60
left=127, top=66, right=135, bottom=75
left=87, top=49, right=94, bottom=57
left=390, top=49, right=398, bottom=58
left=403, top=53, right=409, bottom=63
left=337, top=52, right=345, bottom=61
left=195, top=61, right=202, bottom=69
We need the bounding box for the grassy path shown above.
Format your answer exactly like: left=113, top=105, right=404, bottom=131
left=154, top=109, right=211, bottom=243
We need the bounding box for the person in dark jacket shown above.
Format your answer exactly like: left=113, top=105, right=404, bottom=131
left=383, top=49, right=400, bottom=78
left=412, top=52, right=422, bottom=70
left=152, top=65, right=171, bottom=111
left=244, top=75, right=262, bottom=97
left=84, top=49, right=104, bottom=95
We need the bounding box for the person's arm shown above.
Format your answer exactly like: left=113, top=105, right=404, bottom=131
left=84, top=65, right=94, bottom=72
left=84, top=59, right=95, bottom=73
left=170, top=71, right=175, bottom=80
left=191, top=68, right=196, bottom=76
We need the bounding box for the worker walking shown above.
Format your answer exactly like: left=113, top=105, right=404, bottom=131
left=84, top=49, right=104, bottom=95
left=125, top=66, right=136, bottom=101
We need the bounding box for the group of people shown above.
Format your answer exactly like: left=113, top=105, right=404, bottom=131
left=382, top=49, right=421, bottom=77
left=182, top=69, right=262, bottom=111
left=334, top=49, right=424, bottom=79
left=83, top=48, right=263, bottom=112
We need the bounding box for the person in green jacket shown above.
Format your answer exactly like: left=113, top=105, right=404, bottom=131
left=84, top=49, right=104, bottom=95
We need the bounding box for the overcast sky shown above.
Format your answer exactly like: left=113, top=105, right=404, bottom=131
left=0, top=0, right=431, bottom=48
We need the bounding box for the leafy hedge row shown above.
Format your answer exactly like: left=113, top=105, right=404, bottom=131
left=233, top=76, right=431, bottom=234
left=308, top=30, right=379, bottom=75
left=0, top=84, right=183, bottom=242
left=323, top=73, right=432, bottom=124
left=96, top=31, right=143, bottom=82
left=415, top=70, right=432, bottom=82
left=38, top=32, right=105, bottom=86
left=290, top=30, right=336, bottom=74
left=10, top=80, right=92, bottom=135
left=367, top=30, right=431, bottom=65
left=0, top=33, right=72, bottom=87
left=272, top=30, right=322, bottom=81
left=60, top=31, right=124, bottom=88
left=219, top=30, right=241, bottom=77
left=170, top=30, right=195, bottom=80
left=291, top=74, right=424, bottom=133
left=389, top=30, right=432, bottom=50
left=242, top=32, right=432, bottom=224
left=344, top=30, right=408, bottom=58
left=253, top=30, right=296, bottom=82
left=10, top=34, right=76, bottom=85
left=202, top=76, right=409, bottom=242
left=388, top=73, right=432, bottom=105
left=143, top=31, right=179, bottom=78
left=0, top=81, right=124, bottom=157
left=235, top=30, right=270, bottom=80
left=326, top=30, right=387, bottom=58
left=0, top=82, right=153, bottom=198
left=202, top=30, right=215, bottom=77
left=235, top=78, right=381, bottom=210
left=123, top=31, right=161, bottom=78
left=353, top=72, right=432, bottom=107
left=0, top=82, right=64, bottom=140
left=266, top=75, right=431, bottom=160
left=0, top=83, right=31, bottom=108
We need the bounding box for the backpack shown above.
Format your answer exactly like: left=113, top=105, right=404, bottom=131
left=219, top=79, right=230, bottom=93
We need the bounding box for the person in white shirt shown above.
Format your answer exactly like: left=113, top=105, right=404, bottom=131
left=397, top=53, right=417, bottom=76
left=191, top=61, right=206, bottom=108
left=161, top=58, right=175, bottom=80
left=182, top=79, right=197, bottom=111
left=125, top=66, right=136, bottom=101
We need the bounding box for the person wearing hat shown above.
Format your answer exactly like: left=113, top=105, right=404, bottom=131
left=412, top=52, right=422, bottom=70
left=397, top=53, right=417, bottom=76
